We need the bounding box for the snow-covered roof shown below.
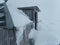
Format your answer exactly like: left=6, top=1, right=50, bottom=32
left=0, top=0, right=4, bottom=4
left=6, top=2, right=32, bottom=27
left=18, top=6, right=40, bottom=12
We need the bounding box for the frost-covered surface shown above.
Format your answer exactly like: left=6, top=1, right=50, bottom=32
left=29, top=28, right=37, bottom=39
left=6, top=3, right=31, bottom=27
left=6, top=1, right=32, bottom=45
left=6, top=0, right=60, bottom=45
left=36, top=0, right=60, bottom=45
left=0, top=0, right=4, bottom=3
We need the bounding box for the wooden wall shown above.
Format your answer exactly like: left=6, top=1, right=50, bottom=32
left=0, top=28, right=16, bottom=45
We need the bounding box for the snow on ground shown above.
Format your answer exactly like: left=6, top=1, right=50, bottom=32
left=28, top=0, right=60, bottom=45
left=34, top=31, right=59, bottom=45
left=35, top=0, right=60, bottom=45
left=29, top=28, right=37, bottom=39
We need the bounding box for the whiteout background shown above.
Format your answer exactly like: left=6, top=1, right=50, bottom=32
left=1, top=0, right=60, bottom=45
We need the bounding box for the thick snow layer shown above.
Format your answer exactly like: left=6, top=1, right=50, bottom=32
left=6, top=0, right=60, bottom=45
left=29, top=28, right=37, bottom=39
left=0, top=0, right=4, bottom=3
left=16, top=27, right=25, bottom=45
left=6, top=3, right=31, bottom=27
left=34, top=30, right=59, bottom=45
left=37, top=0, right=60, bottom=45
left=6, top=4, right=31, bottom=45
left=29, top=23, right=60, bottom=45
left=7, top=1, right=32, bottom=45
left=6, top=0, right=39, bottom=7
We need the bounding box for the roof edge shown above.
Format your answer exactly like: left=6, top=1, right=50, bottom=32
left=18, top=6, right=40, bottom=12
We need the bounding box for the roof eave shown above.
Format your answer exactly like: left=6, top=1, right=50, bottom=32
left=18, top=6, right=40, bottom=12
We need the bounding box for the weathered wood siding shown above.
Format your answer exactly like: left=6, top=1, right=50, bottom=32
left=0, top=28, right=16, bottom=45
